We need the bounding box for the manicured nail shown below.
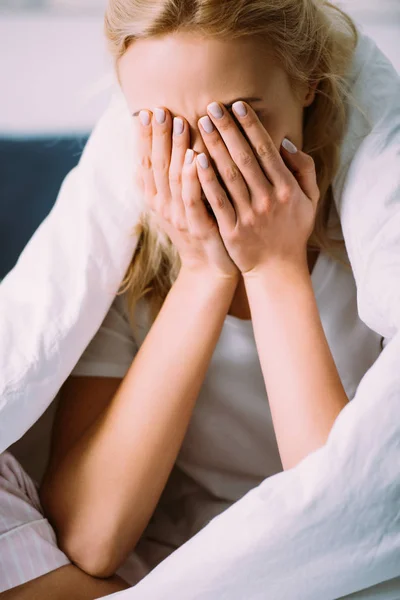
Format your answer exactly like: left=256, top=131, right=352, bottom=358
left=173, top=117, right=184, bottom=136
left=139, top=110, right=151, bottom=126
left=185, top=149, right=195, bottom=164
left=155, top=108, right=166, bottom=124
left=282, top=138, right=298, bottom=154
left=207, top=102, right=224, bottom=119
left=199, top=116, right=215, bottom=134
left=232, top=101, right=247, bottom=117
left=197, top=153, right=209, bottom=169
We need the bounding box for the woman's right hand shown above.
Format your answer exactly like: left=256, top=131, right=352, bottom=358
left=135, top=106, right=240, bottom=281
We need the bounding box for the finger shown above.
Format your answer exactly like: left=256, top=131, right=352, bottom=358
left=198, top=112, right=252, bottom=222
left=195, top=152, right=237, bottom=234
left=280, top=140, right=320, bottom=209
left=169, top=116, right=190, bottom=229
left=201, top=100, right=280, bottom=211
left=137, top=110, right=157, bottom=203
left=181, top=149, right=216, bottom=237
left=151, top=107, right=173, bottom=209
left=230, top=101, right=293, bottom=189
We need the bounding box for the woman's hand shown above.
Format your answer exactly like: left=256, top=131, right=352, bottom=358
left=135, top=107, right=240, bottom=282
left=195, top=100, right=321, bottom=277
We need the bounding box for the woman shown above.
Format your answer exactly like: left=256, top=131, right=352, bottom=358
left=0, top=0, right=386, bottom=597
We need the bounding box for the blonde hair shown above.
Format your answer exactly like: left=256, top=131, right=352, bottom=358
left=104, top=0, right=363, bottom=334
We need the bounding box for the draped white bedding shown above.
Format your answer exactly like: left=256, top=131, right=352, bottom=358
left=1, top=31, right=400, bottom=599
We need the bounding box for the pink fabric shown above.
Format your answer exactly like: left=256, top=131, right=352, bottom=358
left=0, top=451, right=178, bottom=591
left=0, top=452, right=70, bottom=592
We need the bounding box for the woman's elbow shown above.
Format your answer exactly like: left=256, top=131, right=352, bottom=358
left=39, top=486, right=121, bottom=578
left=59, top=530, right=121, bottom=579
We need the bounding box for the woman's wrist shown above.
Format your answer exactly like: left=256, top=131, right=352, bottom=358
left=242, top=258, right=310, bottom=287
left=178, top=265, right=240, bottom=291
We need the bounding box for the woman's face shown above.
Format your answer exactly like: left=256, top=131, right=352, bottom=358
left=119, top=31, right=316, bottom=159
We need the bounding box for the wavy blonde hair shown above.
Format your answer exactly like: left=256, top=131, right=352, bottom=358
left=104, top=0, right=363, bottom=334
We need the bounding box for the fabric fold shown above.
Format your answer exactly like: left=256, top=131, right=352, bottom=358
left=1, top=90, right=143, bottom=451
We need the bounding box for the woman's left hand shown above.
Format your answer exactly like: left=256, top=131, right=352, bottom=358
left=195, top=100, right=320, bottom=277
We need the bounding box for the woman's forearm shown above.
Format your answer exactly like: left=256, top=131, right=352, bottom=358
left=40, top=267, right=238, bottom=577
left=243, top=262, right=349, bottom=471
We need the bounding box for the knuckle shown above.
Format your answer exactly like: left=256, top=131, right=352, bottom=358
left=183, top=195, right=197, bottom=209
left=140, top=126, right=152, bottom=140
left=236, top=151, right=254, bottom=169
left=140, top=155, right=152, bottom=170
left=224, top=163, right=240, bottom=183
left=169, top=170, right=182, bottom=186
left=254, top=195, right=271, bottom=213
left=171, top=217, right=187, bottom=232
left=154, top=126, right=169, bottom=138
left=202, top=173, right=215, bottom=187
left=278, top=184, right=292, bottom=204
left=256, top=143, right=275, bottom=161
left=244, top=113, right=258, bottom=128
left=216, top=118, right=231, bottom=132
left=240, top=213, right=256, bottom=228
left=206, top=135, right=223, bottom=151
left=214, top=193, right=227, bottom=210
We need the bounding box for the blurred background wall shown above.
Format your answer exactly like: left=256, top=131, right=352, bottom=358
left=0, top=0, right=110, bottom=137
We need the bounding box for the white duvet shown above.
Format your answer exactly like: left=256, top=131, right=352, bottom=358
left=1, top=31, right=400, bottom=599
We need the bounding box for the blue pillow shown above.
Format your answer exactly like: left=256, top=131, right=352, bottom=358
left=0, top=136, right=88, bottom=279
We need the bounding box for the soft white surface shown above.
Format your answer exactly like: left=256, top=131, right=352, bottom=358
left=1, top=30, right=400, bottom=599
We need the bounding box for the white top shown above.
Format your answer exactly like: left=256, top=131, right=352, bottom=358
left=71, top=245, right=385, bottom=586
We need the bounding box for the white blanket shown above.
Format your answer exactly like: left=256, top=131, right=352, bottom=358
left=1, top=30, right=400, bottom=599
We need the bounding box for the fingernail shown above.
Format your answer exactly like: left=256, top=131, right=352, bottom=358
left=173, top=117, right=184, bottom=136
left=282, top=138, right=298, bottom=154
left=232, top=101, right=247, bottom=117
left=155, top=108, right=166, bottom=124
left=185, top=149, right=195, bottom=165
left=139, top=110, right=151, bottom=126
left=198, top=153, right=209, bottom=169
left=199, top=116, right=215, bottom=134
left=207, top=102, right=224, bottom=119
